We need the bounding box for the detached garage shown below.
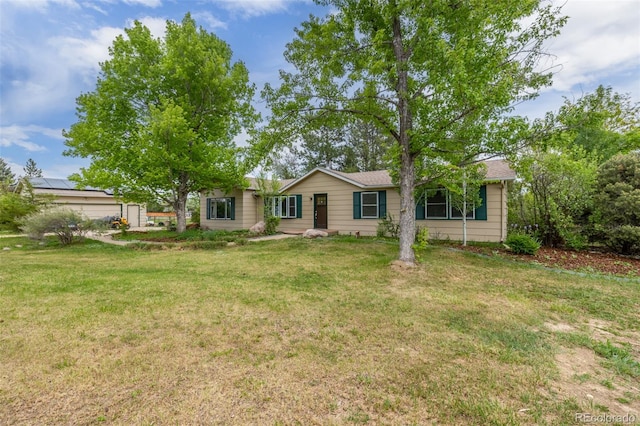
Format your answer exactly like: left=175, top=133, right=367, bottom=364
left=29, top=178, right=146, bottom=227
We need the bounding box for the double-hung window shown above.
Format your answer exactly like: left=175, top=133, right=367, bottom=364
left=450, top=200, right=476, bottom=219
left=361, top=192, right=379, bottom=219
left=268, top=195, right=301, bottom=219
left=425, top=189, right=448, bottom=219
left=352, top=190, right=387, bottom=219
left=207, top=197, right=234, bottom=220
left=417, top=186, right=487, bottom=220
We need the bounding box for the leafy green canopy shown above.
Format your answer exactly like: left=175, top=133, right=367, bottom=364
left=263, top=0, right=566, bottom=262
left=64, top=14, right=259, bottom=231
left=595, top=153, right=640, bottom=254
left=541, top=85, right=640, bottom=161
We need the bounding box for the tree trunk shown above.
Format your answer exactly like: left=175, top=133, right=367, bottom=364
left=174, top=192, right=188, bottom=233
left=392, top=15, right=416, bottom=265
left=174, top=174, right=189, bottom=233
left=398, top=154, right=416, bottom=264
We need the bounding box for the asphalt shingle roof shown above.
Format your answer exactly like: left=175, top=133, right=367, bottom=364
left=280, top=159, right=515, bottom=191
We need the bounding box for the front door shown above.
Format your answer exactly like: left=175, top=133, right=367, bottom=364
left=314, top=194, right=328, bottom=229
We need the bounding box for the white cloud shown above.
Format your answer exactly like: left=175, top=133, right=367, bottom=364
left=84, top=2, right=108, bottom=15
left=2, top=0, right=80, bottom=11
left=192, top=11, right=227, bottom=30
left=214, top=0, right=290, bottom=17
left=0, top=24, right=124, bottom=122
left=42, top=162, right=88, bottom=179
left=128, top=16, right=168, bottom=39
left=123, top=0, right=162, bottom=7
left=0, top=125, right=57, bottom=152
left=544, top=0, right=640, bottom=92
left=49, top=26, right=124, bottom=78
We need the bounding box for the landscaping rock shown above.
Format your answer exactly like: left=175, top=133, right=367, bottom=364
left=250, top=221, right=266, bottom=234
left=303, top=229, right=329, bottom=239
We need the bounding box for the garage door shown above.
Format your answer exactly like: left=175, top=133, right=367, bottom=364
left=57, top=203, right=121, bottom=220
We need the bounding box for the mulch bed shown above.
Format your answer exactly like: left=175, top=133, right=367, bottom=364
left=457, top=245, right=640, bottom=277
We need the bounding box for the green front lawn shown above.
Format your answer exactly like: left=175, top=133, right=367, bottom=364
left=1, top=237, right=638, bottom=424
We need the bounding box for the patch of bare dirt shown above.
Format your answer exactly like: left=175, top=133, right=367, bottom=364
left=546, top=320, right=640, bottom=418
left=459, top=245, right=640, bottom=277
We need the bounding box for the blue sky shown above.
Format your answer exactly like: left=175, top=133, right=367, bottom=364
left=1, top=0, right=639, bottom=179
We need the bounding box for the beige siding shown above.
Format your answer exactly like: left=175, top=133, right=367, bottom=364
left=279, top=171, right=508, bottom=242
left=33, top=188, right=144, bottom=221
left=277, top=171, right=397, bottom=235
left=200, top=171, right=509, bottom=242
left=200, top=188, right=258, bottom=231
left=417, top=183, right=507, bottom=242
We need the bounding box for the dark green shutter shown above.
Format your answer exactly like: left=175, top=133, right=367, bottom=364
left=475, top=186, right=487, bottom=220
left=415, top=192, right=425, bottom=220
left=206, top=198, right=211, bottom=220
left=296, top=194, right=302, bottom=218
left=353, top=192, right=361, bottom=219
left=230, top=197, right=236, bottom=220
left=378, top=190, right=387, bottom=218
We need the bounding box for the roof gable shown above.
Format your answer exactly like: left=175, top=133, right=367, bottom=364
left=280, top=167, right=396, bottom=192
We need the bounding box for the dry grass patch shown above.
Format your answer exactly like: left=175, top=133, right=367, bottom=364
left=1, top=237, right=639, bottom=424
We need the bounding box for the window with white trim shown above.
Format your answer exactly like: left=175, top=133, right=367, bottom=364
left=361, top=192, right=379, bottom=219
left=450, top=199, right=475, bottom=219
left=267, top=195, right=299, bottom=219
left=425, top=189, right=447, bottom=219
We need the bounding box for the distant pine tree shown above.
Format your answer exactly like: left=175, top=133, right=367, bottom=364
left=0, top=157, right=16, bottom=184
left=23, top=158, right=43, bottom=178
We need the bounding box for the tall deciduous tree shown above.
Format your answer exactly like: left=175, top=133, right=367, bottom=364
left=64, top=14, right=259, bottom=232
left=545, top=85, right=640, bottom=160
left=518, top=148, right=597, bottom=247
left=509, top=86, right=639, bottom=248
left=263, top=0, right=565, bottom=264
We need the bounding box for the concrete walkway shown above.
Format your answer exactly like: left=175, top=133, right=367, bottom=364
left=247, top=233, right=300, bottom=242
left=86, top=231, right=133, bottom=246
